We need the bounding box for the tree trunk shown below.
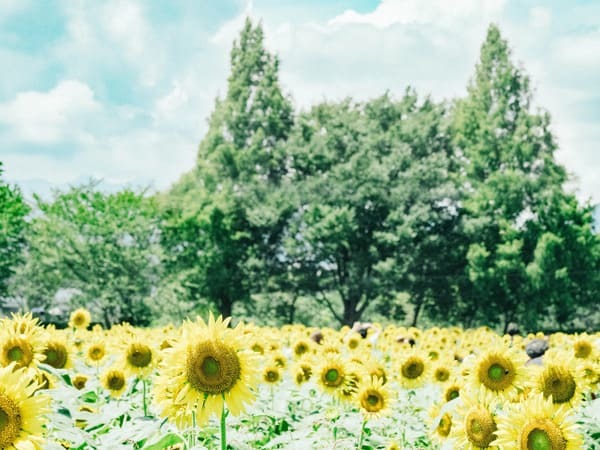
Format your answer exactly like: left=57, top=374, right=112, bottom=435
left=411, top=297, right=423, bottom=327
left=342, top=297, right=360, bottom=327
left=219, top=297, right=233, bottom=319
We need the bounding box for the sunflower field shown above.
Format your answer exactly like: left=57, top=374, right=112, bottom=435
left=0, top=310, right=599, bottom=450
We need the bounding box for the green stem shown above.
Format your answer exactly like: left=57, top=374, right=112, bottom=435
left=220, top=402, right=227, bottom=450
left=357, top=417, right=367, bottom=449
left=142, top=378, right=148, bottom=416
left=189, top=409, right=196, bottom=449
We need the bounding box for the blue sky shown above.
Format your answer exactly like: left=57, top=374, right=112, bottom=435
left=0, top=0, right=599, bottom=204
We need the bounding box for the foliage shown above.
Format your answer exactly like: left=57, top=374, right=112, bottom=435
left=280, top=92, right=460, bottom=326
left=10, top=183, right=161, bottom=326
left=451, top=24, right=599, bottom=331
left=0, top=161, right=30, bottom=299
left=161, top=18, right=294, bottom=318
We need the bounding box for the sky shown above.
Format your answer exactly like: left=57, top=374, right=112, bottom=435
left=0, top=0, right=599, bottom=205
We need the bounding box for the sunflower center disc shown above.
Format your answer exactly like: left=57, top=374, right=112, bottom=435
left=325, top=369, right=339, bottom=383
left=7, top=347, right=23, bottom=362
left=527, top=429, right=552, bottom=450
left=488, top=363, right=505, bottom=381
left=403, top=361, right=424, bottom=379
left=0, top=408, right=7, bottom=431
left=0, top=394, right=22, bottom=448
left=438, top=414, right=451, bottom=437
left=466, top=408, right=496, bottom=447
left=543, top=368, right=576, bottom=403
left=446, top=388, right=459, bottom=401
left=367, top=394, right=379, bottom=406
left=46, top=350, right=58, bottom=364
left=187, top=341, right=241, bottom=395
left=266, top=370, right=278, bottom=382
left=128, top=346, right=152, bottom=368
left=108, top=375, right=125, bottom=390
left=202, top=357, right=220, bottom=377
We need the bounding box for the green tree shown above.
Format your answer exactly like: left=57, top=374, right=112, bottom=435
left=452, top=24, right=598, bottom=331
left=11, top=183, right=161, bottom=327
left=0, top=162, right=30, bottom=299
left=282, top=92, right=458, bottom=326
left=163, top=18, right=294, bottom=318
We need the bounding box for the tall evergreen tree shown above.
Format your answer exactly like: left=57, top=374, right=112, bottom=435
left=162, top=19, right=294, bottom=318
left=452, top=24, right=598, bottom=331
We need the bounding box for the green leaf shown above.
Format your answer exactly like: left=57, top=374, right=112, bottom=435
left=142, top=433, right=184, bottom=450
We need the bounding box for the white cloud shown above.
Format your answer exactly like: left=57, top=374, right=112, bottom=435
left=0, top=80, right=100, bottom=143
left=3, top=128, right=197, bottom=194
left=554, top=31, right=600, bottom=71
left=2, top=0, right=598, bottom=207
left=329, top=0, right=506, bottom=29
left=529, top=7, right=552, bottom=29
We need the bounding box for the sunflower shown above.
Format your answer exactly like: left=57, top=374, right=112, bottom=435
left=429, top=401, right=455, bottom=447
left=0, top=364, right=51, bottom=449
left=291, top=358, right=312, bottom=386
left=357, top=376, right=392, bottom=419
left=153, top=314, right=259, bottom=428
left=120, top=333, right=157, bottom=379
left=68, top=308, right=92, bottom=330
left=397, top=350, right=430, bottom=389
left=452, top=389, right=500, bottom=449
left=432, top=358, right=456, bottom=384
left=493, top=393, right=583, bottom=449
left=292, top=339, right=312, bottom=358
left=262, top=365, right=282, bottom=384
left=1, top=312, right=41, bottom=336
left=41, top=329, right=74, bottom=370
left=572, top=335, right=595, bottom=360
left=467, top=342, right=528, bottom=400
left=72, top=374, right=88, bottom=390
left=315, top=355, right=352, bottom=399
left=443, top=381, right=462, bottom=403
left=101, top=367, right=128, bottom=398
left=85, top=341, right=106, bottom=366
left=530, top=355, right=584, bottom=407
left=346, top=332, right=363, bottom=351
left=0, top=317, right=46, bottom=370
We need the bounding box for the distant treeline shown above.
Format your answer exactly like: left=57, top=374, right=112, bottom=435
left=1, top=21, right=598, bottom=332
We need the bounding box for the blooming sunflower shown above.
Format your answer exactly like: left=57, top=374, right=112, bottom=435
left=72, top=374, right=88, bottom=390
left=68, top=308, right=92, bottom=330
left=101, top=367, right=128, bottom=398
left=262, top=365, right=282, bottom=384
left=397, top=350, right=430, bottom=389
left=291, top=358, right=312, bottom=386
left=292, top=338, right=312, bottom=359
left=315, top=355, right=352, bottom=399
left=41, top=328, right=74, bottom=370
left=154, top=314, right=259, bottom=428
left=452, top=389, right=500, bottom=449
left=85, top=341, right=107, bottom=367
left=0, top=315, right=46, bottom=370
left=467, top=342, right=528, bottom=400
left=120, top=333, right=158, bottom=379
left=493, top=393, right=583, bottom=449
left=356, top=376, right=392, bottom=419
left=429, top=400, right=455, bottom=447
left=0, top=363, right=51, bottom=449
left=572, top=334, right=595, bottom=360
left=529, top=354, right=584, bottom=407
